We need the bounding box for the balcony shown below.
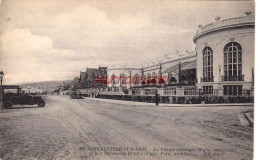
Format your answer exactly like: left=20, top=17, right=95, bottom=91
left=184, top=88, right=218, bottom=96
left=200, top=76, right=214, bottom=83
left=222, top=75, right=244, bottom=81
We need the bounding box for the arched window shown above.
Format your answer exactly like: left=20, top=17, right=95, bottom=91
left=152, top=72, right=155, bottom=78
left=133, top=74, right=140, bottom=86
left=158, top=71, right=162, bottom=77
left=141, top=74, right=146, bottom=85
left=202, top=47, right=213, bottom=82
left=147, top=73, right=151, bottom=84
left=151, top=72, right=156, bottom=84
left=147, top=73, right=151, bottom=78
left=224, top=42, right=242, bottom=81
left=120, top=74, right=126, bottom=85
left=111, top=74, right=116, bottom=86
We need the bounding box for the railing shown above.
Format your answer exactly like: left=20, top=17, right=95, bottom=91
left=145, top=89, right=156, bottom=96
left=164, top=88, right=176, bottom=95
left=201, top=23, right=213, bottom=31
left=200, top=17, right=244, bottom=33
left=222, top=75, right=244, bottom=81
left=223, top=17, right=242, bottom=24
left=132, top=89, right=141, bottom=95
left=200, top=76, right=214, bottom=83
left=184, top=89, right=218, bottom=96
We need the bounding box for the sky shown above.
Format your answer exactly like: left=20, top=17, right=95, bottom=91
left=0, top=0, right=254, bottom=84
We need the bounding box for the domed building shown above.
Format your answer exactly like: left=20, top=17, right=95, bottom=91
left=193, top=12, right=254, bottom=96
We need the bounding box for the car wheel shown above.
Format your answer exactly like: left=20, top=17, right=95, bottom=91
left=4, top=101, right=13, bottom=109
left=37, top=100, right=45, bottom=107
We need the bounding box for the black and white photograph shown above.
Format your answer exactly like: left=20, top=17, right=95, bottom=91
left=0, top=0, right=255, bottom=159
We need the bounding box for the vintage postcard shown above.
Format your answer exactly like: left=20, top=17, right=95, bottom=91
left=0, top=0, right=255, bottom=159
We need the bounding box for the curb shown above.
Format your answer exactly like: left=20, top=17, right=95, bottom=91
left=84, top=97, right=254, bottom=108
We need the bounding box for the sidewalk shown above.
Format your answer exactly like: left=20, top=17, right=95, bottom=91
left=84, top=97, right=254, bottom=107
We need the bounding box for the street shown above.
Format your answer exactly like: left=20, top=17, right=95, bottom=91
left=0, top=96, right=253, bottom=160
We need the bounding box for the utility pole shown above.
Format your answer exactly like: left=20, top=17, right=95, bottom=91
left=0, top=71, right=4, bottom=112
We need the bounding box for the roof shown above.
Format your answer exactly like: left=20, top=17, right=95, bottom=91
left=79, top=72, right=86, bottom=82
left=194, top=14, right=254, bottom=43
left=163, top=60, right=196, bottom=74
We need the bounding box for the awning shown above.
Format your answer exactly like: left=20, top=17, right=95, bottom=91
left=163, top=60, right=196, bottom=74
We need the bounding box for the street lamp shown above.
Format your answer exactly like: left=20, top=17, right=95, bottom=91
left=0, top=71, right=4, bottom=112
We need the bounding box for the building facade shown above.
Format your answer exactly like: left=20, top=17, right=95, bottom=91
left=194, top=13, right=254, bottom=95
left=85, top=67, right=107, bottom=88
left=106, top=65, right=142, bottom=89
left=142, top=51, right=196, bottom=86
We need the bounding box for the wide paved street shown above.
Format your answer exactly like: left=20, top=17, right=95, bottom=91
left=0, top=96, right=253, bottom=160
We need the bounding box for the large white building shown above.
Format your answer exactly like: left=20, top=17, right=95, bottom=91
left=194, top=12, right=254, bottom=95
left=106, top=51, right=196, bottom=90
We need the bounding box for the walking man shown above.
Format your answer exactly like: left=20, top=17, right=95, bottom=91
left=155, top=90, right=159, bottom=106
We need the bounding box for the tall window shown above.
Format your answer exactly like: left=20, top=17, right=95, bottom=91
left=203, top=47, right=213, bottom=82
left=224, top=42, right=242, bottom=81
left=147, top=73, right=151, bottom=84
left=111, top=74, right=116, bottom=87
left=133, top=74, right=140, bottom=86
left=120, top=74, right=126, bottom=86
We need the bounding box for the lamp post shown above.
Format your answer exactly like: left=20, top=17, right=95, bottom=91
left=0, top=71, right=4, bottom=112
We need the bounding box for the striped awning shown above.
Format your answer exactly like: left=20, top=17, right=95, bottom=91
left=163, top=60, right=196, bottom=74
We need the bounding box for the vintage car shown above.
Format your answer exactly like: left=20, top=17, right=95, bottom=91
left=70, top=92, right=84, bottom=99
left=2, top=85, right=46, bottom=108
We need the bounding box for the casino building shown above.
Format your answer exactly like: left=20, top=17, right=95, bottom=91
left=194, top=11, right=254, bottom=96
left=76, top=11, right=254, bottom=102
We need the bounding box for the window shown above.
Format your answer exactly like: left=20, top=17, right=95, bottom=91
left=202, top=47, right=213, bottom=82
left=224, top=42, right=242, bottom=81
left=152, top=72, right=156, bottom=78
left=133, top=74, right=140, bottom=86
left=203, top=86, right=213, bottom=94
left=120, top=74, right=126, bottom=86
left=223, top=85, right=242, bottom=95
left=147, top=73, right=151, bottom=84
left=111, top=74, right=116, bottom=86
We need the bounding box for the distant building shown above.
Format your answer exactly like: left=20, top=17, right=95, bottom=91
left=85, top=67, right=107, bottom=88
left=94, top=67, right=107, bottom=88
left=107, top=65, right=142, bottom=89
left=79, top=72, right=87, bottom=88
left=194, top=12, right=254, bottom=95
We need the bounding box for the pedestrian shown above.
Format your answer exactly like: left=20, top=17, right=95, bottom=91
left=155, top=90, right=159, bottom=106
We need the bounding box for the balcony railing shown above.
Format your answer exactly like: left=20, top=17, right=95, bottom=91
left=184, top=88, right=218, bottom=96
left=200, top=76, right=214, bottom=83
left=222, top=75, right=244, bottom=81
left=164, top=88, right=176, bottom=95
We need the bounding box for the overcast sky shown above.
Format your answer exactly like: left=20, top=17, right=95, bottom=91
left=0, top=0, right=254, bottom=84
